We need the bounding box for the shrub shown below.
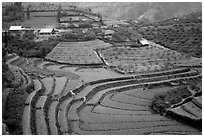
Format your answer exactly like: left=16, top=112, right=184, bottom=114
left=151, top=86, right=192, bottom=115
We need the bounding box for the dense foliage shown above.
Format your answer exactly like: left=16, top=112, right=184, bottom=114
left=138, top=12, right=202, bottom=58
left=60, top=29, right=96, bottom=41
left=112, top=27, right=142, bottom=42
left=3, top=32, right=59, bottom=58
left=151, top=86, right=192, bottom=115
left=3, top=2, right=25, bottom=22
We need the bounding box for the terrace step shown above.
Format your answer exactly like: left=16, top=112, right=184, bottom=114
left=76, top=69, right=199, bottom=102
left=36, top=96, right=47, bottom=109
left=72, top=111, right=200, bottom=135
left=85, top=84, right=142, bottom=105
left=11, top=56, right=25, bottom=67
left=6, top=53, right=16, bottom=61
left=93, top=104, right=152, bottom=115
left=166, top=107, right=198, bottom=120
left=25, top=79, right=42, bottom=105
left=48, top=101, right=58, bottom=135
left=37, top=61, right=51, bottom=70
left=17, top=58, right=29, bottom=68
left=182, top=101, right=202, bottom=118
left=58, top=97, right=74, bottom=134
left=192, top=96, right=202, bottom=109
left=36, top=109, right=48, bottom=135
left=35, top=96, right=48, bottom=135
left=6, top=54, right=19, bottom=65
left=100, top=93, right=150, bottom=111
left=68, top=100, right=84, bottom=121
left=60, top=78, right=82, bottom=97
left=22, top=106, right=32, bottom=135
left=46, top=64, right=67, bottom=71
left=23, top=79, right=42, bottom=135
left=52, top=76, right=68, bottom=100
left=166, top=98, right=202, bottom=121
left=19, top=69, right=32, bottom=88
left=41, top=77, right=55, bottom=96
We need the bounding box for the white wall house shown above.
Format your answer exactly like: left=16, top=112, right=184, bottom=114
left=139, top=38, right=149, bottom=46
left=39, top=28, right=55, bottom=35
left=9, top=26, right=25, bottom=31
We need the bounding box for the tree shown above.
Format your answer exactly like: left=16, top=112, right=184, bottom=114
left=26, top=6, right=30, bottom=20
left=57, top=4, right=61, bottom=23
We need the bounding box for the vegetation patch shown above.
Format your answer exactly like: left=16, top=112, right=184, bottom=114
left=46, top=40, right=111, bottom=64
left=138, top=12, right=202, bottom=58
left=98, top=46, right=189, bottom=73
left=151, top=86, right=192, bottom=115
left=3, top=89, right=28, bottom=135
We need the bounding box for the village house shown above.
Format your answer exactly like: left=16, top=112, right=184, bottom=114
left=39, top=28, right=55, bottom=35
left=9, top=26, right=25, bottom=32
left=139, top=38, right=149, bottom=46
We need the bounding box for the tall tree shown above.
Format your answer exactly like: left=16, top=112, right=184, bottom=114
left=26, top=6, right=30, bottom=20
left=57, top=4, right=61, bottom=23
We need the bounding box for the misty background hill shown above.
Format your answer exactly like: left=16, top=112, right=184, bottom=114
left=3, top=2, right=202, bottom=23
left=70, top=2, right=202, bottom=22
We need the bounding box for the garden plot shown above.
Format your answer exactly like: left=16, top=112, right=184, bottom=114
left=98, top=45, right=191, bottom=73
left=46, top=39, right=112, bottom=64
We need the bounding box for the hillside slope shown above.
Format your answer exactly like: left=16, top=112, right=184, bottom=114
left=74, top=2, right=202, bottom=22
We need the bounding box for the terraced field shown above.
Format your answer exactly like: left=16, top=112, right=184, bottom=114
left=5, top=51, right=202, bottom=135
left=46, top=39, right=112, bottom=65
left=98, top=44, right=197, bottom=73
left=138, top=21, right=202, bottom=58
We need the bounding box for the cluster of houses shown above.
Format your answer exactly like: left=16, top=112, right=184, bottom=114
left=8, top=26, right=55, bottom=35
left=8, top=24, right=149, bottom=46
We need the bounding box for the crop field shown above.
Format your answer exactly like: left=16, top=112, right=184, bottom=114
left=98, top=44, right=193, bottom=73
left=46, top=39, right=112, bottom=64
left=139, top=22, right=202, bottom=58
left=5, top=53, right=202, bottom=135
left=3, top=8, right=202, bottom=135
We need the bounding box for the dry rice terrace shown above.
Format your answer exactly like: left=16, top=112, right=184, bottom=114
left=4, top=37, right=202, bottom=134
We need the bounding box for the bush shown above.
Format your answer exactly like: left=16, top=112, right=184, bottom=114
left=151, top=94, right=170, bottom=115
left=151, top=86, right=192, bottom=115
left=3, top=88, right=28, bottom=135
